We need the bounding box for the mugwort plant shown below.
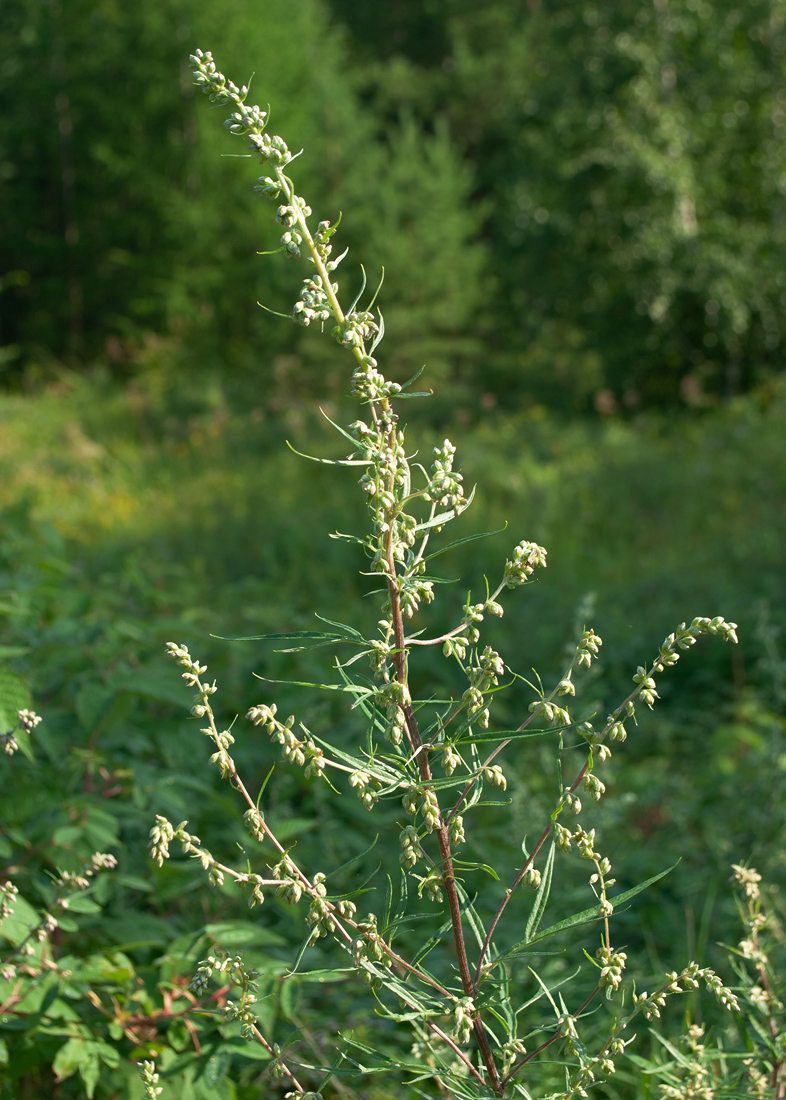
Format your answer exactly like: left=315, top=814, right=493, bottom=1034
left=146, top=48, right=746, bottom=1099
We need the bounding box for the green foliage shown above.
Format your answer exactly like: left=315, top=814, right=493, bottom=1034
left=1, top=20, right=785, bottom=1095
left=1, top=357, right=785, bottom=1096
left=333, top=0, right=786, bottom=408
left=0, top=0, right=484, bottom=401
left=85, top=50, right=757, bottom=1098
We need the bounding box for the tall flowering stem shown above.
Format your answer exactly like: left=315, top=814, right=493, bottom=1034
left=147, top=49, right=745, bottom=1099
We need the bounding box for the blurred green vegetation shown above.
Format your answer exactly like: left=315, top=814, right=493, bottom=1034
left=1, top=0, right=786, bottom=1094
left=1, top=364, right=785, bottom=1095
left=3, top=0, right=786, bottom=408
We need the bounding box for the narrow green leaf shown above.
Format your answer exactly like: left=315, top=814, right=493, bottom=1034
left=413, top=486, right=476, bottom=535
left=525, top=840, right=555, bottom=944
left=424, top=525, right=507, bottom=563
left=329, top=531, right=368, bottom=545
left=452, top=860, right=501, bottom=882
left=213, top=630, right=347, bottom=643
left=496, top=862, right=679, bottom=963
left=454, top=883, right=488, bottom=951
left=286, top=439, right=371, bottom=466
left=319, top=407, right=367, bottom=448
left=252, top=673, right=373, bottom=699
left=314, top=613, right=366, bottom=641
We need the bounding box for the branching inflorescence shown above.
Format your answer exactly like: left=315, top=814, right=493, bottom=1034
left=146, top=48, right=743, bottom=1098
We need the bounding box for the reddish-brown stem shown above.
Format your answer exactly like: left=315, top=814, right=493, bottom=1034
left=501, top=986, right=601, bottom=1089
left=387, top=564, right=503, bottom=1094
left=474, top=758, right=591, bottom=987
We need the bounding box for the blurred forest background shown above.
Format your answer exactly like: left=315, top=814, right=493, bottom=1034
left=1, top=0, right=786, bottom=1096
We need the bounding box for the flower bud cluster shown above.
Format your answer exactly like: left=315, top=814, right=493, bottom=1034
left=453, top=997, right=476, bottom=1044
left=16, top=709, right=41, bottom=734
left=139, top=1060, right=163, bottom=1100
left=427, top=440, right=467, bottom=510
left=0, top=881, right=19, bottom=921
left=2, top=708, right=42, bottom=755
left=449, top=814, right=466, bottom=845
left=582, top=773, right=606, bottom=801
left=579, top=722, right=613, bottom=760
left=190, top=50, right=253, bottom=112
left=528, top=698, right=571, bottom=727
left=247, top=703, right=323, bottom=775
left=148, top=815, right=175, bottom=866
left=148, top=816, right=220, bottom=883
left=270, top=855, right=302, bottom=905
left=192, top=950, right=262, bottom=1036
left=607, top=718, right=627, bottom=742
left=574, top=826, right=598, bottom=860
left=441, top=744, right=463, bottom=775
left=634, top=962, right=739, bottom=1021
left=521, top=865, right=542, bottom=890
left=0, top=730, right=18, bottom=755
left=349, top=769, right=379, bottom=809
left=243, top=807, right=265, bottom=842
left=206, top=728, right=235, bottom=777
left=351, top=357, right=401, bottom=402
left=462, top=646, right=504, bottom=728
left=647, top=616, right=739, bottom=682
left=658, top=1025, right=715, bottom=1100
left=503, top=541, right=548, bottom=588
left=632, top=666, right=659, bottom=708
left=248, top=130, right=292, bottom=169
left=483, top=764, right=507, bottom=790
left=417, top=869, right=444, bottom=903
left=384, top=702, right=406, bottom=746
left=1, top=852, right=117, bottom=983
left=293, top=274, right=334, bottom=326
left=732, top=863, right=762, bottom=901
left=557, top=1013, right=580, bottom=1055
left=334, top=311, right=379, bottom=350
left=165, top=641, right=208, bottom=686
left=352, top=920, right=389, bottom=991
left=403, top=787, right=440, bottom=832
left=560, top=788, right=582, bottom=816
left=367, top=637, right=392, bottom=679
left=236, top=872, right=266, bottom=908
left=376, top=680, right=410, bottom=746
left=577, top=628, right=603, bottom=669
left=443, top=602, right=485, bottom=660
left=306, top=872, right=335, bottom=940
left=254, top=174, right=281, bottom=200
left=400, top=576, right=435, bottom=619
left=57, top=853, right=118, bottom=894
left=596, top=945, right=627, bottom=994
left=191, top=52, right=293, bottom=177
left=399, top=825, right=423, bottom=869
left=502, top=1038, right=527, bottom=1076
left=313, top=218, right=342, bottom=265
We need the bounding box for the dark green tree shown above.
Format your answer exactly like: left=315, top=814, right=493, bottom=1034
left=0, top=0, right=486, bottom=397
left=329, top=0, right=786, bottom=409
